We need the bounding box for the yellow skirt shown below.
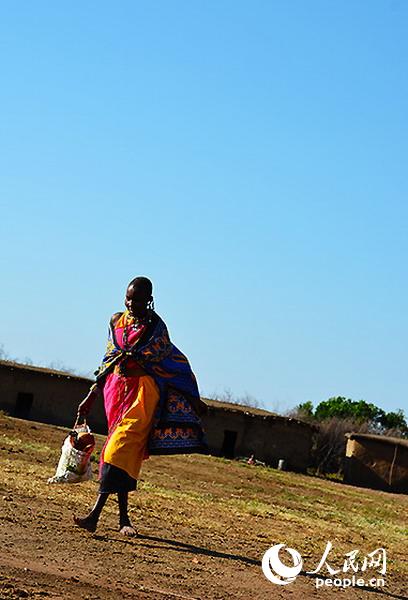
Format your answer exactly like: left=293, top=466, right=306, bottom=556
left=103, top=375, right=160, bottom=481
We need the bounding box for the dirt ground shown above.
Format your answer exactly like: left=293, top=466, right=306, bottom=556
left=0, top=414, right=406, bottom=600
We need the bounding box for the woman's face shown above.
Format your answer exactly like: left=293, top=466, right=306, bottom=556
left=125, top=285, right=150, bottom=317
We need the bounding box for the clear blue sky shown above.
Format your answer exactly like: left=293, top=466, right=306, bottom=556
left=1, top=1, right=407, bottom=415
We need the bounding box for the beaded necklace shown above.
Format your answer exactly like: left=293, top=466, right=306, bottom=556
left=122, top=317, right=142, bottom=350
left=121, top=310, right=152, bottom=351
left=119, top=313, right=148, bottom=397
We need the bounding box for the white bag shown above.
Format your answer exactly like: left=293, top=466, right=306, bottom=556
left=48, top=423, right=95, bottom=484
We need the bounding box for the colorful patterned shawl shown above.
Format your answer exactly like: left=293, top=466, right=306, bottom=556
left=94, top=311, right=208, bottom=455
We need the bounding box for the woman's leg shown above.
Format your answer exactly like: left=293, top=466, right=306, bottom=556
left=74, top=493, right=110, bottom=532
left=118, top=491, right=137, bottom=536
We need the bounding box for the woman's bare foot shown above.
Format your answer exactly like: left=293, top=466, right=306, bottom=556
left=119, top=524, right=137, bottom=537
left=73, top=514, right=98, bottom=533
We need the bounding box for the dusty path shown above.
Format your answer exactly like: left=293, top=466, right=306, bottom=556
left=0, top=415, right=406, bottom=599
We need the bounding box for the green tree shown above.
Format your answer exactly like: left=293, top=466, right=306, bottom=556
left=314, top=397, right=385, bottom=425
left=380, top=409, right=408, bottom=433
left=294, top=400, right=314, bottom=419
left=312, top=397, right=407, bottom=437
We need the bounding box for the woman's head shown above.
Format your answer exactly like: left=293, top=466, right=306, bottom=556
left=125, top=277, right=153, bottom=317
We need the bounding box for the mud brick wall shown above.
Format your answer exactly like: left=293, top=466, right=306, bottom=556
left=201, top=409, right=314, bottom=472
left=344, top=437, right=408, bottom=493
left=0, top=362, right=314, bottom=471
left=0, top=364, right=107, bottom=434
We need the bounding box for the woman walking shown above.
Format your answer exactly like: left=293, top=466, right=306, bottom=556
left=74, top=276, right=207, bottom=535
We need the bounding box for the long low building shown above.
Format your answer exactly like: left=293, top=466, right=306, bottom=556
left=203, top=397, right=315, bottom=471
left=344, top=432, right=408, bottom=494
left=0, top=359, right=315, bottom=471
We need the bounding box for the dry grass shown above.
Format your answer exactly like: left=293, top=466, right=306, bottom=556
left=0, top=414, right=407, bottom=599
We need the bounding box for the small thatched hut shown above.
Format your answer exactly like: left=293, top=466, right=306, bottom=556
left=344, top=432, right=408, bottom=494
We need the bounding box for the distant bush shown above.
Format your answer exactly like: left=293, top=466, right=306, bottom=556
left=311, top=417, right=370, bottom=475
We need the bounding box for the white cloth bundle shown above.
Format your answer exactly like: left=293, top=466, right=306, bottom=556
left=47, top=423, right=95, bottom=484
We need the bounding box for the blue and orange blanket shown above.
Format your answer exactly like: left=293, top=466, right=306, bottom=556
left=94, top=311, right=208, bottom=455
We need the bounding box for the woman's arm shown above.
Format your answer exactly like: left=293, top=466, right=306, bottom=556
left=77, top=313, right=121, bottom=418
left=77, top=381, right=103, bottom=417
